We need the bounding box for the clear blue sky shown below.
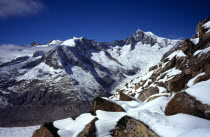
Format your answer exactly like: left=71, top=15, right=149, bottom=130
left=0, top=0, right=210, bottom=45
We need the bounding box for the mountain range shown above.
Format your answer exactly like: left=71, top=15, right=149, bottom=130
left=0, top=29, right=180, bottom=126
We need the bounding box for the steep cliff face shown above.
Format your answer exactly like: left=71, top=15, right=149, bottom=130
left=32, top=18, right=210, bottom=137
left=0, top=30, right=179, bottom=126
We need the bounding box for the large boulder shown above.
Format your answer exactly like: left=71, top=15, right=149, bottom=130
left=32, top=122, right=59, bottom=137
left=194, top=74, right=210, bottom=85
left=204, top=64, right=210, bottom=76
left=161, top=56, right=176, bottom=73
left=165, top=92, right=210, bottom=120
left=180, top=39, right=195, bottom=54
left=78, top=117, right=98, bottom=137
left=175, top=56, right=187, bottom=70
left=119, top=92, right=135, bottom=101
left=111, top=116, right=159, bottom=137
left=90, top=97, right=125, bottom=114
left=138, top=87, right=159, bottom=101
left=149, top=65, right=158, bottom=72
left=168, top=73, right=192, bottom=92
left=196, top=18, right=210, bottom=40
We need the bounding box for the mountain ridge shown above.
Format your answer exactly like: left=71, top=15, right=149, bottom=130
left=0, top=29, right=181, bottom=126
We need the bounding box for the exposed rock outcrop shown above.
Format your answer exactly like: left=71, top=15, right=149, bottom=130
left=119, top=92, right=134, bottom=101
left=138, top=87, right=159, bottom=101
left=78, top=117, right=98, bottom=137
left=90, top=97, right=125, bottom=114
left=32, top=122, right=59, bottom=137
left=111, top=116, right=159, bottom=137
left=196, top=18, right=210, bottom=40
left=168, top=73, right=192, bottom=92
left=180, top=39, right=195, bottom=55
left=165, top=92, right=210, bottom=120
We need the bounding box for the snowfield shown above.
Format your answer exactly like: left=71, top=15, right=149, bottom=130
left=186, top=79, right=210, bottom=106
left=0, top=126, right=39, bottom=137
left=54, top=113, right=96, bottom=137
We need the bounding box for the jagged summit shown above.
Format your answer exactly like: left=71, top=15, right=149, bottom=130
left=136, top=28, right=142, bottom=33
left=31, top=29, right=178, bottom=49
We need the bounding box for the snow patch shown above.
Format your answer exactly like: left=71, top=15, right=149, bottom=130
left=95, top=110, right=126, bottom=137
left=17, top=62, right=63, bottom=81
left=0, top=126, right=39, bottom=137
left=62, top=37, right=82, bottom=47
left=167, top=50, right=186, bottom=60
left=185, top=79, right=210, bottom=106
left=190, top=38, right=199, bottom=45
left=165, top=68, right=182, bottom=77
left=53, top=113, right=95, bottom=137
left=194, top=46, right=210, bottom=56
left=203, top=21, right=210, bottom=29
left=49, top=40, right=62, bottom=45
left=187, top=72, right=205, bottom=87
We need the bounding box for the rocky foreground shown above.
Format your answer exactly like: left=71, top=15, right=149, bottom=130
left=32, top=18, right=210, bottom=137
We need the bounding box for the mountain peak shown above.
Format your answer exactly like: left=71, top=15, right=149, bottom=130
left=136, top=29, right=142, bottom=33
left=144, top=31, right=155, bottom=36
left=48, top=40, right=62, bottom=45
left=61, top=37, right=83, bottom=47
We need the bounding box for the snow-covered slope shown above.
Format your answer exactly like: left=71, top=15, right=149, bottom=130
left=50, top=97, right=210, bottom=137
left=0, top=29, right=180, bottom=126
left=0, top=126, right=39, bottom=137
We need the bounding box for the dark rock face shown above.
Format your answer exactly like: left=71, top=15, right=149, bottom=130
left=90, top=97, right=125, bottom=114
left=180, top=39, right=195, bottom=54
left=32, top=122, right=59, bottom=137
left=161, top=56, right=176, bottom=73
left=119, top=92, right=134, bottom=101
left=111, top=116, right=159, bottom=137
left=196, top=18, right=210, bottom=40
left=138, top=87, right=159, bottom=101
left=0, top=102, right=92, bottom=127
left=168, top=73, right=192, bottom=92
left=149, top=65, right=158, bottom=72
left=165, top=92, right=210, bottom=120
left=33, top=50, right=46, bottom=58
left=0, top=56, right=30, bottom=68
left=161, top=41, right=181, bottom=61
left=78, top=117, right=98, bottom=137
left=194, top=74, right=210, bottom=85
left=124, top=30, right=158, bottom=50
left=30, top=42, right=40, bottom=47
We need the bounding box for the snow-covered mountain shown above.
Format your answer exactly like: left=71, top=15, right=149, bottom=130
left=0, top=29, right=180, bottom=126
left=30, top=18, right=210, bottom=137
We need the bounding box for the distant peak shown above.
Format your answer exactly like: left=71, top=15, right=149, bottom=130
left=136, top=29, right=142, bottom=33
left=48, top=40, right=62, bottom=45
left=61, top=37, right=83, bottom=47
left=135, top=29, right=156, bottom=37
left=72, top=37, right=83, bottom=40
left=144, top=31, right=155, bottom=36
